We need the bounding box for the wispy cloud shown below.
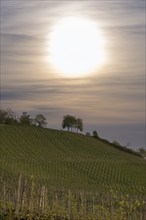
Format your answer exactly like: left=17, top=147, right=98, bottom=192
left=1, top=0, right=145, bottom=147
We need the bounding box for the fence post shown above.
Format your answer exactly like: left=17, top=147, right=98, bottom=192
left=92, top=196, right=95, bottom=215
left=3, top=182, right=6, bottom=212
left=39, top=185, right=46, bottom=213
left=15, top=174, right=22, bottom=215
left=68, top=190, right=71, bottom=218
left=21, top=178, right=27, bottom=210
left=143, top=201, right=146, bottom=220
left=29, top=176, right=34, bottom=212
left=80, top=192, right=84, bottom=218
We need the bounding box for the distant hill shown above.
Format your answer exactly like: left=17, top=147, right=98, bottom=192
left=0, top=125, right=146, bottom=194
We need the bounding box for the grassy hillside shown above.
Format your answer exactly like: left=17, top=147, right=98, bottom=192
left=0, top=125, right=146, bottom=194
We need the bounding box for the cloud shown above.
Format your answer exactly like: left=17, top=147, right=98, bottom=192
left=1, top=73, right=145, bottom=127
left=1, top=33, right=45, bottom=58
left=1, top=0, right=145, bottom=148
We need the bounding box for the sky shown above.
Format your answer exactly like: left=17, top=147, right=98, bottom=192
left=1, top=0, right=145, bottom=149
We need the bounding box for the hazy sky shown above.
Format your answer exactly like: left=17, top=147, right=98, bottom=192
left=1, top=0, right=145, bottom=148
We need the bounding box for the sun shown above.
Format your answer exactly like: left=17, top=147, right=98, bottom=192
left=48, top=16, right=106, bottom=78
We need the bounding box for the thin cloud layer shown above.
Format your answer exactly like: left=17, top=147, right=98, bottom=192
left=1, top=1, right=145, bottom=148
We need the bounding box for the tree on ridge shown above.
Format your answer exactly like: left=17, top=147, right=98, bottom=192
left=62, top=115, right=75, bottom=131
left=75, top=118, right=83, bottom=133
left=34, top=114, right=47, bottom=128
left=62, top=115, right=83, bottom=132
left=19, top=112, right=33, bottom=126
left=93, top=130, right=99, bottom=139
left=0, top=108, right=18, bottom=125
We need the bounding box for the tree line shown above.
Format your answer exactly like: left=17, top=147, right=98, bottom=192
left=62, top=114, right=83, bottom=132
left=0, top=108, right=47, bottom=128
left=0, top=108, right=144, bottom=157
left=0, top=109, right=84, bottom=133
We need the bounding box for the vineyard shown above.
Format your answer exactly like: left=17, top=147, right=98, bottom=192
left=0, top=125, right=146, bottom=219
left=0, top=175, right=146, bottom=220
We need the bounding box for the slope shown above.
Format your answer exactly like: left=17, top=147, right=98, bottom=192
left=0, top=125, right=146, bottom=194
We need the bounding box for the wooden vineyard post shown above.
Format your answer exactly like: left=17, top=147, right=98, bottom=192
left=67, top=190, right=71, bottom=218
left=44, top=187, right=47, bottom=212
left=15, top=174, right=22, bottom=215
left=21, top=178, right=27, bottom=210
left=29, top=176, right=34, bottom=212
left=39, top=185, right=46, bottom=213
left=101, top=194, right=104, bottom=219
left=92, top=196, right=95, bottom=216
left=143, top=201, right=146, bottom=220
left=110, top=193, right=114, bottom=220
left=80, top=192, right=84, bottom=218
left=3, top=182, right=6, bottom=212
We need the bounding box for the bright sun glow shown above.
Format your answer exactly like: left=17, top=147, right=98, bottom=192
left=48, top=17, right=106, bottom=78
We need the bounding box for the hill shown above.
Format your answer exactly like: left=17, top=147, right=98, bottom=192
left=0, top=125, right=146, bottom=195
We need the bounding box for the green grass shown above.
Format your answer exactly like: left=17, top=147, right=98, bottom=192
left=0, top=125, right=146, bottom=194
